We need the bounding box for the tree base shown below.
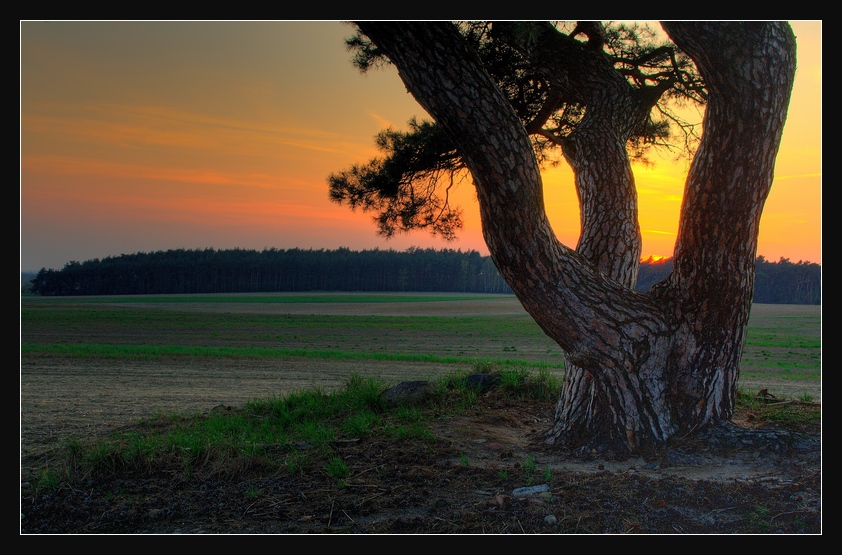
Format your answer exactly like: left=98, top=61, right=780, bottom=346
left=540, top=419, right=820, bottom=466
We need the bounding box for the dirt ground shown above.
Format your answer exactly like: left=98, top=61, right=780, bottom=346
left=19, top=355, right=822, bottom=534
left=20, top=296, right=822, bottom=534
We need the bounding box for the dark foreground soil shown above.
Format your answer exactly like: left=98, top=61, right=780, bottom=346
left=20, top=390, right=821, bottom=535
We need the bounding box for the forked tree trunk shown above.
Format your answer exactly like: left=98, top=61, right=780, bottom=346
left=356, top=21, right=797, bottom=456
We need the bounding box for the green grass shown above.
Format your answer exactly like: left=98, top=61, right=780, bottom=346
left=735, top=387, right=821, bottom=426
left=19, top=343, right=565, bottom=370
left=522, top=454, right=537, bottom=485
left=739, top=304, right=821, bottom=382
left=26, top=367, right=560, bottom=490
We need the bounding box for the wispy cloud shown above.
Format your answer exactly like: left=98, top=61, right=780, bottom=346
left=22, top=103, right=359, bottom=157
left=772, top=173, right=822, bottom=181
left=22, top=155, right=297, bottom=191
left=367, top=112, right=406, bottom=131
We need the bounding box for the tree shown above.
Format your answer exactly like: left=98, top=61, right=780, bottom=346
left=330, top=21, right=797, bottom=457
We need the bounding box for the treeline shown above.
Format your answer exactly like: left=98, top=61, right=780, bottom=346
left=27, top=247, right=513, bottom=296
left=26, top=248, right=820, bottom=304
left=635, top=255, right=821, bottom=305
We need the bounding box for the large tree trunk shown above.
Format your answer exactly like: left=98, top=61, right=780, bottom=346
left=495, top=23, right=653, bottom=452
left=649, top=21, right=797, bottom=430
left=355, top=21, right=797, bottom=457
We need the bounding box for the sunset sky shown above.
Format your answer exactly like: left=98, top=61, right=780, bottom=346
left=20, top=21, right=821, bottom=272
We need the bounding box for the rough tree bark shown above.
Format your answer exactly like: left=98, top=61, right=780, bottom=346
left=490, top=22, right=653, bottom=448
left=354, top=21, right=797, bottom=456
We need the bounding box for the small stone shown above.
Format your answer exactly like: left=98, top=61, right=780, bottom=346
left=513, top=484, right=550, bottom=498
left=544, top=515, right=558, bottom=525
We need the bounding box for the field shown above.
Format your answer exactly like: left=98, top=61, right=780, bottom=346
left=20, top=293, right=822, bottom=533
left=20, top=293, right=821, bottom=458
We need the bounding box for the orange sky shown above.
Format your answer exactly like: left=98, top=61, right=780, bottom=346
left=20, top=21, right=821, bottom=272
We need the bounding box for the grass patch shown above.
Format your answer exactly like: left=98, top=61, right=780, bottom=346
left=24, top=367, right=819, bottom=496
left=24, top=367, right=559, bottom=491
left=20, top=343, right=565, bottom=370
left=735, top=387, right=821, bottom=426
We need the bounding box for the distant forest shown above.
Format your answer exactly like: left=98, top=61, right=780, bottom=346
left=23, top=247, right=821, bottom=305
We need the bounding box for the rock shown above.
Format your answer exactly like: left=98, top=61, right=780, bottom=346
left=380, top=380, right=435, bottom=407
left=512, top=484, right=550, bottom=498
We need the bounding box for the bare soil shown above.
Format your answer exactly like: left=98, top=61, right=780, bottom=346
left=20, top=297, right=822, bottom=534
left=19, top=356, right=821, bottom=534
